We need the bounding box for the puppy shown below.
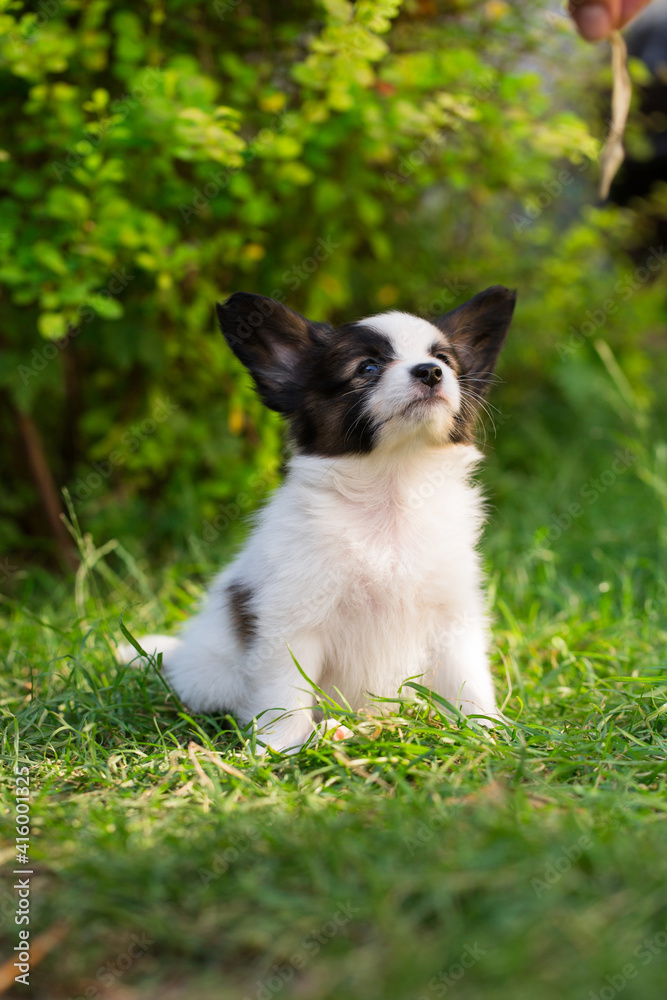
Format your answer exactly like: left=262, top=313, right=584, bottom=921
left=119, top=286, right=516, bottom=752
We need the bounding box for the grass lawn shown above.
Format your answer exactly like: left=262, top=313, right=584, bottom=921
left=1, top=360, right=666, bottom=1000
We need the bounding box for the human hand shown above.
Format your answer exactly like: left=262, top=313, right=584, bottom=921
left=568, top=0, right=653, bottom=40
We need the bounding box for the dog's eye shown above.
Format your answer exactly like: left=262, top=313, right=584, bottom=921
left=436, top=353, right=452, bottom=367
left=357, top=359, right=382, bottom=377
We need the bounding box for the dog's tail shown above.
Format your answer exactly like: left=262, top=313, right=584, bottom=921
left=116, top=634, right=181, bottom=666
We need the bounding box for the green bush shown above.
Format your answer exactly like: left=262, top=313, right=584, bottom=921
left=0, top=0, right=664, bottom=571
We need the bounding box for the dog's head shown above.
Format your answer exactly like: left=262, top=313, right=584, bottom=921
left=216, top=287, right=516, bottom=456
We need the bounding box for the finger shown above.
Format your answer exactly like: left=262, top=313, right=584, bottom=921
left=569, top=0, right=652, bottom=40
left=620, top=0, right=654, bottom=27
left=569, top=1, right=619, bottom=40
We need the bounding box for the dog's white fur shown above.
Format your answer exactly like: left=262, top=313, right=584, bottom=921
left=119, top=307, right=507, bottom=752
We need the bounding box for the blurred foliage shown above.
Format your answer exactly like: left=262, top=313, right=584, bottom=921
left=0, top=0, right=665, bottom=571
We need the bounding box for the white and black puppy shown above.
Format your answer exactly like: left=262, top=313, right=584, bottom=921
left=119, top=286, right=516, bottom=752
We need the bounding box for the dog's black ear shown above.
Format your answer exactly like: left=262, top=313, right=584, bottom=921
left=216, top=293, right=331, bottom=413
left=435, top=285, right=516, bottom=394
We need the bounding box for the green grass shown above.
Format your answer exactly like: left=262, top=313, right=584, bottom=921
left=1, top=355, right=667, bottom=1000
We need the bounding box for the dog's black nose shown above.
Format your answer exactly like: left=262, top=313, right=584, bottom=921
left=412, top=362, right=443, bottom=387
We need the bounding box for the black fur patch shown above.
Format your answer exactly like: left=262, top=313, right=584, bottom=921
left=217, top=293, right=331, bottom=415
left=435, top=285, right=516, bottom=442
left=217, top=293, right=397, bottom=457
left=217, top=287, right=515, bottom=457
left=435, top=285, right=516, bottom=388
left=227, top=583, right=257, bottom=648
left=291, top=323, right=397, bottom=456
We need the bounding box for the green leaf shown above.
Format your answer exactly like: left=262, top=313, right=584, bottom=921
left=32, top=241, right=68, bottom=276
left=87, top=294, right=124, bottom=320
left=37, top=312, right=67, bottom=339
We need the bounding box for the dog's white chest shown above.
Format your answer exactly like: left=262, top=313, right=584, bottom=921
left=308, top=472, right=481, bottom=636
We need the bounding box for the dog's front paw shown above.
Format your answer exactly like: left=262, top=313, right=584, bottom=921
left=321, top=718, right=353, bottom=742
left=250, top=717, right=354, bottom=756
